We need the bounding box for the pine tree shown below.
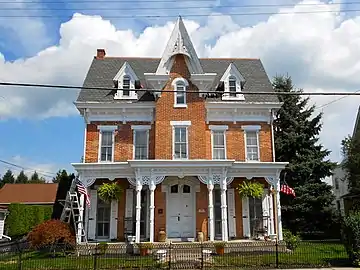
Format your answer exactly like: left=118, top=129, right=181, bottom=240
left=16, top=170, right=28, bottom=183
left=28, top=171, right=45, bottom=183
left=51, top=170, right=75, bottom=219
left=0, top=169, right=15, bottom=188
left=273, top=75, right=338, bottom=237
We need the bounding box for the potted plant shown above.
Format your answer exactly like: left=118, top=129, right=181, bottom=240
left=136, top=242, right=154, bottom=256
left=237, top=180, right=264, bottom=239
left=97, top=182, right=122, bottom=203
left=213, top=241, right=226, bottom=255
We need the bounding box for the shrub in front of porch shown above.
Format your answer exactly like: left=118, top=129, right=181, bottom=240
left=98, top=182, right=123, bottom=203
left=27, top=219, right=75, bottom=250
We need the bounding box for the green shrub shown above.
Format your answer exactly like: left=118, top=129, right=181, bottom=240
left=341, top=211, right=360, bottom=266
left=5, top=203, right=53, bottom=238
left=27, top=219, right=75, bottom=249
left=283, top=229, right=301, bottom=251
left=98, top=183, right=122, bottom=203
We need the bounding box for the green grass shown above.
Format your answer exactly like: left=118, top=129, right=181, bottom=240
left=0, top=242, right=352, bottom=270
left=213, top=241, right=351, bottom=268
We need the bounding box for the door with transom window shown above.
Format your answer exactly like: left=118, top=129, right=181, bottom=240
left=167, top=184, right=195, bottom=239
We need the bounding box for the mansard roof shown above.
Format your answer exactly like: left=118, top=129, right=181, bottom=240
left=77, top=57, right=278, bottom=103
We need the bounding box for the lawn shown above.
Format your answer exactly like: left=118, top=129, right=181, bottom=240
left=0, top=241, right=351, bottom=270
left=213, top=241, right=351, bottom=268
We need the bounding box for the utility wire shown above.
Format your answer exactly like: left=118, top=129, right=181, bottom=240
left=1, top=81, right=360, bottom=96
left=0, top=0, right=214, bottom=3
left=1, top=1, right=357, bottom=10
left=0, top=159, right=57, bottom=178
left=0, top=9, right=353, bottom=18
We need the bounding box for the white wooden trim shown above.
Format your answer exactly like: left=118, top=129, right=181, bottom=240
left=132, top=129, right=149, bottom=160
left=209, top=125, right=229, bottom=131
left=227, top=188, right=236, bottom=239
left=211, top=129, right=227, bottom=160
left=172, top=125, right=189, bottom=160
left=110, top=199, right=118, bottom=240
left=0, top=219, right=4, bottom=239
left=83, top=124, right=87, bottom=163
left=170, top=121, right=191, bottom=126
left=241, top=125, right=261, bottom=131
left=242, top=197, right=251, bottom=238
left=131, top=125, right=151, bottom=130
left=262, top=189, right=270, bottom=235
left=98, top=129, right=115, bottom=162
left=243, top=130, right=260, bottom=162
left=88, top=189, right=98, bottom=240
left=97, top=125, right=118, bottom=131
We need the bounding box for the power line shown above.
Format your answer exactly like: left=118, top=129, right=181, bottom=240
left=315, top=89, right=360, bottom=111
left=0, top=0, right=214, bottom=3
left=0, top=9, right=354, bottom=18
left=1, top=1, right=358, bottom=10
left=0, top=159, right=57, bottom=178
left=1, top=81, right=360, bottom=96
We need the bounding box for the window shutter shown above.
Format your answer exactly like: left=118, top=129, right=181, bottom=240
left=110, top=199, right=118, bottom=240
left=242, top=197, right=251, bottom=238
left=125, top=189, right=134, bottom=235
left=227, top=188, right=236, bottom=239
left=262, top=189, right=270, bottom=235
left=88, top=189, right=98, bottom=240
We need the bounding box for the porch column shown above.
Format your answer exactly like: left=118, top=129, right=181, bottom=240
left=268, top=191, right=275, bottom=235
left=135, top=178, right=143, bottom=243
left=149, top=178, right=156, bottom=243
left=220, top=177, right=228, bottom=241
left=77, top=194, right=85, bottom=244
left=275, top=182, right=283, bottom=241
left=207, top=179, right=215, bottom=242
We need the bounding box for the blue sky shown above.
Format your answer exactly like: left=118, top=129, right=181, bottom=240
left=0, top=0, right=359, bottom=181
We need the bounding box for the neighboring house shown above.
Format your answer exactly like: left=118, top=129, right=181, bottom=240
left=0, top=183, right=58, bottom=238
left=71, top=17, right=288, bottom=243
left=0, top=206, right=9, bottom=241
left=332, top=105, right=360, bottom=216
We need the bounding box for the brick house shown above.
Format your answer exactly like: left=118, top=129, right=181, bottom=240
left=72, top=17, right=288, bottom=243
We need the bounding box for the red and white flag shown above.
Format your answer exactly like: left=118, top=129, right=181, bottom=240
left=76, top=178, right=91, bottom=207
left=280, top=184, right=296, bottom=197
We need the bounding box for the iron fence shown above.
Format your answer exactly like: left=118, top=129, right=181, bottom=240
left=0, top=239, right=351, bottom=270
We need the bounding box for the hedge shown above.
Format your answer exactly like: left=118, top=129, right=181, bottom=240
left=5, top=203, right=53, bottom=238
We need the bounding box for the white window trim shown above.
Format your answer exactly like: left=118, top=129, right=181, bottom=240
left=132, top=125, right=151, bottom=160
left=242, top=125, right=261, bottom=162
left=172, top=77, right=188, bottom=108
left=171, top=122, right=190, bottom=160
left=220, top=63, right=245, bottom=101
left=209, top=125, right=229, bottom=131
left=211, top=129, right=227, bottom=160
left=113, top=62, right=139, bottom=100
left=97, top=126, right=117, bottom=163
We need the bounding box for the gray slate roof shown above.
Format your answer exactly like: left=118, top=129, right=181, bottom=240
left=77, top=57, right=278, bottom=103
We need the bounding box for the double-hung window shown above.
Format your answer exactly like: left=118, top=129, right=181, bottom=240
left=210, top=125, right=228, bottom=160
left=172, top=78, right=188, bottom=108
left=229, top=76, right=237, bottom=97
left=242, top=125, right=261, bottom=162
left=132, top=125, right=150, bottom=160
left=98, top=125, right=117, bottom=162
left=122, top=75, right=131, bottom=96
left=171, top=121, right=191, bottom=159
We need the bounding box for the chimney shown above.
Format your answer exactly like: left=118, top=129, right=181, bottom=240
left=96, top=49, right=106, bottom=59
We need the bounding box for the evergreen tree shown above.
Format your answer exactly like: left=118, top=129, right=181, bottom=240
left=0, top=169, right=15, bottom=188
left=273, top=75, right=338, bottom=237
left=52, top=170, right=75, bottom=219
left=16, top=170, right=28, bottom=183
left=28, top=171, right=45, bottom=183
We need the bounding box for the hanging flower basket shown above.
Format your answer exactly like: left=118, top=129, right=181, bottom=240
left=237, top=180, right=264, bottom=199
left=98, top=183, right=122, bottom=203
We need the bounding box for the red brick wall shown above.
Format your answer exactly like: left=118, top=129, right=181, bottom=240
left=154, top=184, right=166, bottom=241
left=196, top=183, right=209, bottom=240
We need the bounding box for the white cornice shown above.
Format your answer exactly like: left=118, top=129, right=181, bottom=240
left=113, top=61, right=139, bottom=82
left=128, top=159, right=235, bottom=168
left=75, top=101, right=156, bottom=110
left=205, top=102, right=283, bottom=110
left=232, top=161, right=288, bottom=169
left=191, top=73, right=217, bottom=97
left=143, top=73, right=170, bottom=98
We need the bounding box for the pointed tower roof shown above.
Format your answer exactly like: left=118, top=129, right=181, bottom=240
left=156, top=16, right=204, bottom=74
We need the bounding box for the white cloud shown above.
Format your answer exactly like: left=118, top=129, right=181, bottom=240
left=1, top=0, right=360, bottom=162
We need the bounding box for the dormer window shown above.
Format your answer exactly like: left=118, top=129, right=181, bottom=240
left=113, top=62, right=139, bottom=100
left=123, top=75, right=131, bottom=96
left=220, top=63, right=245, bottom=101
left=229, top=76, right=236, bottom=97
left=172, top=77, right=188, bottom=108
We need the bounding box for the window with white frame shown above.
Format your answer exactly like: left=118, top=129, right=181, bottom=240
left=245, top=131, right=259, bottom=161
left=172, top=78, right=188, bottom=107
left=133, top=130, right=149, bottom=160
left=100, top=131, right=114, bottom=162
left=174, top=127, right=188, bottom=159
left=122, top=75, right=131, bottom=96
left=210, top=125, right=228, bottom=160
left=229, top=76, right=237, bottom=97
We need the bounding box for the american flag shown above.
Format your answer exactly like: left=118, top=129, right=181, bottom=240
left=76, top=178, right=91, bottom=207
left=280, top=184, right=296, bottom=197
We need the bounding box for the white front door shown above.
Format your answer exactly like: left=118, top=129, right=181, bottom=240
left=167, top=184, right=195, bottom=239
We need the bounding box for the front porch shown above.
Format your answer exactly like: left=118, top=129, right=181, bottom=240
left=72, top=160, right=287, bottom=244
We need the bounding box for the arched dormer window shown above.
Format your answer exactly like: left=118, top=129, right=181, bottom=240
left=171, top=77, right=189, bottom=108
left=123, top=75, right=131, bottom=96
left=229, top=76, right=236, bottom=97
